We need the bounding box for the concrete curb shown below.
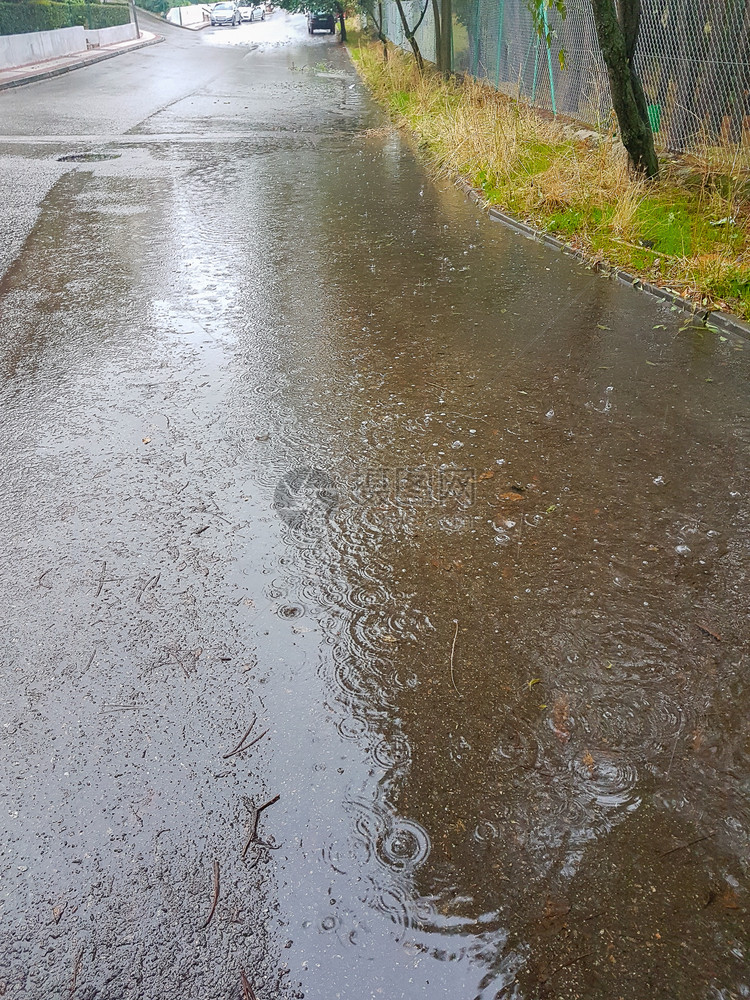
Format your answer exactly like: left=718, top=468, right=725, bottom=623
left=162, top=17, right=211, bottom=30
left=457, top=177, right=750, bottom=341
left=0, top=33, right=163, bottom=92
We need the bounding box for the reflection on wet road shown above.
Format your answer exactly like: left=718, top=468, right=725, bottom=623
left=0, top=11, right=748, bottom=1000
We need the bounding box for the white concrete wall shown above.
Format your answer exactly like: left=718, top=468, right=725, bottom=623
left=0, top=25, right=86, bottom=71
left=166, top=5, right=208, bottom=26
left=85, top=22, right=137, bottom=47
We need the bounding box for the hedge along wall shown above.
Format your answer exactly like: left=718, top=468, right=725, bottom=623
left=0, top=1, right=131, bottom=35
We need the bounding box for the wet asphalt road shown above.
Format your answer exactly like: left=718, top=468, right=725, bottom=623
left=0, top=12, right=748, bottom=1000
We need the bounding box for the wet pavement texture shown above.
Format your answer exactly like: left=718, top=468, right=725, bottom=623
left=0, top=12, right=748, bottom=1000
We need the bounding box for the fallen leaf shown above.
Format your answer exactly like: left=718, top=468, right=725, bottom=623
left=528, top=678, right=541, bottom=689
left=695, top=623, right=722, bottom=642
left=721, top=887, right=740, bottom=910
left=477, top=469, right=495, bottom=482
left=551, top=695, right=572, bottom=741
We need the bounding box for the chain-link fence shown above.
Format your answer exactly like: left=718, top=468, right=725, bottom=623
left=375, top=0, right=750, bottom=154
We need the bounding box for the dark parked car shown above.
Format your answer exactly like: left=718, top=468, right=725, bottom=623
left=211, top=2, right=240, bottom=26
left=307, top=9, right=335, bottom=33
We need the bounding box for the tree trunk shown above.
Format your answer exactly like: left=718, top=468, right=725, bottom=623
left=394, top=0, right=424, bottom=70
left=335, top=2, right=346, bottom=42
left=431, top=0, right=441, bottom=70
left=377, top=1, right=388, bottom=61
left=439, top=0, right=452, bottom=75
left=590, top=0, right=659, bottom=177
left=618, top=0, right=649, bottom=124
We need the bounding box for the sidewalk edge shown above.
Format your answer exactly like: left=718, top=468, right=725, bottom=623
left=457, top=179, right=750, bottom=341
left=0, top=34, right=163, bottom=93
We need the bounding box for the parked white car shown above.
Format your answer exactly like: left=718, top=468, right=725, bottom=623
left=210, top=1, right=240, bottom=25
left=240, top=2, right=265, bottom=20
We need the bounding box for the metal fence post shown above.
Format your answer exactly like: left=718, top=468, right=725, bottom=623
left=543, top=4, right=557, bottom=114
left=128, top=0, right=140, bottom=37
left=493, top=0, right=505, bottom=90
left=470, top=0, right=480, bottom=77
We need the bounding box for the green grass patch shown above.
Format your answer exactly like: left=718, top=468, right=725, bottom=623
left=517, top=141, right=569, bottom=176
left=389, top=90, right=414, bottom=116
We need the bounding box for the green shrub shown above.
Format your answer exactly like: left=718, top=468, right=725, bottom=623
left=135, top=0, right=200, bottom=14
left=85, top=2, right=130, bottom=28
left=134, top=0, right=168, bottom=15
left=0, top=1, right=130, bottom=35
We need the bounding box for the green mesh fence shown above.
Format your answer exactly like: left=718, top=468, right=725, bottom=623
left=374, top=0, right=750, bottom=153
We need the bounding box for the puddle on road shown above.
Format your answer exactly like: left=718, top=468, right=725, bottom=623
left=56, top=151, right=122, bottom=162
left=0, top=23, right=748, bottom=1000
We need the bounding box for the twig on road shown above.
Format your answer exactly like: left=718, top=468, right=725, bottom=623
left=202, top=860, right=220, bottom=928
left=449, top=619, right=461, bottom=697
left=168, top=649, right=191, bottom=678
left=666, top=728, right=680, bottom=777
left=68, top=946, right=84, bottom=997
left=242, top=794, right=281, bottom=858
left=234, top=728, right=269, bottom=757
left=241, top=970, right=259, bottom=1000
left=95, top=561, right=107, bottom=597
left=136, top=572, right=161, bottom=604
left=659, top=832, right=714, bottom=857
left=222, top=717, right=257, bottom=758
left=542, top=952, right=592, bottom=983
